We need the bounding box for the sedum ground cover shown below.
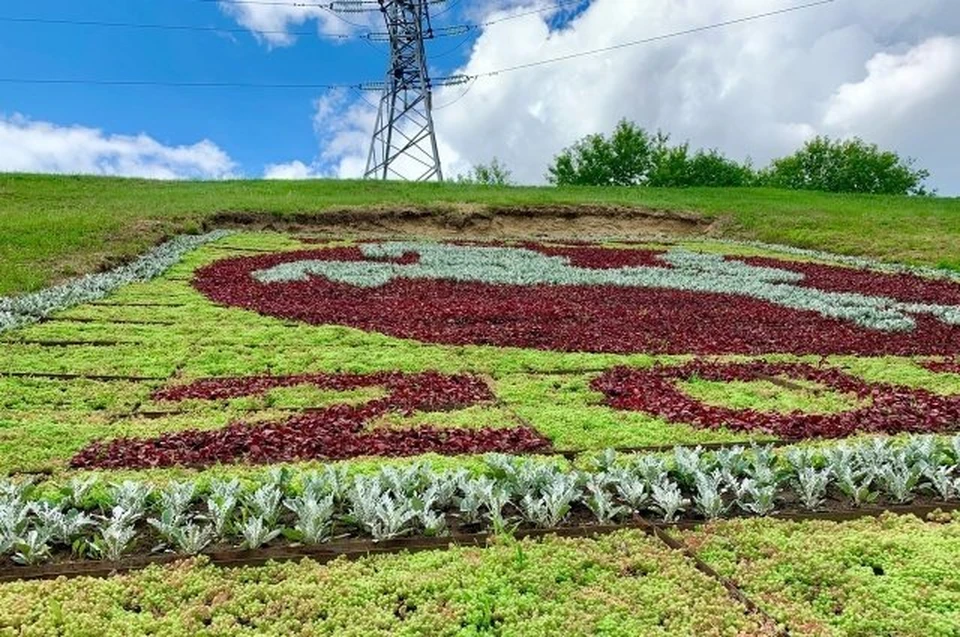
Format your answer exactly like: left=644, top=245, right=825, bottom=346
left=0, top=530, right=772, bottom=637
left=2, top=230, right=960, bottom=634
left=680, top=513, right=960, bottom=636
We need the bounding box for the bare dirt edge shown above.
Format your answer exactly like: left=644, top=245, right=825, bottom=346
left=205, top=204, right=722, bottom=240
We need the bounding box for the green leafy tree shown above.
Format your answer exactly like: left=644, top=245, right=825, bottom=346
left=547, top=120, right=658, bottom=186
left=547, top=120, right=754, bottom=187
left=457, top=158, right=513, bottom=186
left=761, top=136, right=930, bottom=195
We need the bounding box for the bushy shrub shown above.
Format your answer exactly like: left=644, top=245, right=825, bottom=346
left=547, top=120, right=755, bottom=188
left=759, top=136, right=931, bottom=195
left=456, top=157, right=513, bottom=186
left=546, top=121, right=932, bottom=195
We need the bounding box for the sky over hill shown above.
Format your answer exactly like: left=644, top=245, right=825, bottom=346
left=1, top=0, right=958, bottom=192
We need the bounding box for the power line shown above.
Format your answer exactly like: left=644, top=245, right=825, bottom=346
left=0, top=15, right=468, bottom=41
left=468, top=0, right=835, bottom=78
left=0, top=15, right=351, bottom=39
left=428, top=31, right=474, bottom=60
left=479, top=0, right=588, bottom=27
left=0, top=1, right=589, bottom=41
left=0, top=77, right=348, bottom=89
left=198, top=0, right=584, bottom=26
left=0, top=1, right=834, bottom=91
left=433, top=77, right=477, bottom=110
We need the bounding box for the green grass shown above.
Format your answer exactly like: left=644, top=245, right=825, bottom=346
left=2, top=173, right=959, bottom=296
left=681, top=514, right=960, bottom=636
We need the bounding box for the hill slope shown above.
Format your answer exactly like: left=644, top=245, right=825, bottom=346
left=2, top=172, right=958, bottom=295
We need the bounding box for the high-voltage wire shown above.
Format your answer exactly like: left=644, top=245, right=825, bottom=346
left=1, top=1, right=835, bottom=92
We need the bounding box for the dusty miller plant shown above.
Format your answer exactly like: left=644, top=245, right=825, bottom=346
left=285, top=493, right=335, bottom=544
left=518, top=473, right=581, bottom=528
left=693, top=470, right=728, bottom=520
left=240, top=516, right=281, bottom=550
left=651, top=480, right=689, bottom=523
left=794, top=467, right=832, bottom=510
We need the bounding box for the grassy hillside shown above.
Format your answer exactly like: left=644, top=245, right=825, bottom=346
left=1, top=172, right=958, bottom=296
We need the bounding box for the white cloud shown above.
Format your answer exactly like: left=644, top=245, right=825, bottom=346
left=217, top=0, right=375, bottom=46
left=249, top=0, right=960, bottom=192
left=823, top=36, right=960, bottom=128
left=263, top=160, right=321, bottom=180
left=263, top=90, right=375, bottom=179
left=0, top=114, right=236, bottom=179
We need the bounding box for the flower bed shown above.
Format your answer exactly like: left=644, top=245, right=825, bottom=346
left=0, top=231, right=230, bottom=333
left=592, top=361, right=960, bottom=438
left=0, top=530, right=769, bottom=636
left=194, top=241, right=960, bottom=356
left=3, top=435, right=957, bottom=570
left=71, top=372, right=549, bottom=469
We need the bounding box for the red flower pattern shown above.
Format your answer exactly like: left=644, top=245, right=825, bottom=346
left=70, top=372, right=549, bottom=469
left=592, top=361, right=960, bottom=439
left=192, top=243, right=960, bottom=356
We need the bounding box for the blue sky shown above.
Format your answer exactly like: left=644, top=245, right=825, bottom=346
left=0, top=0, right=465, bottom=175
left=1, top=1, right=958, bottom=192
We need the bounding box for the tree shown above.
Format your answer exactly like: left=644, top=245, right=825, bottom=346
left=547, top=120, right=754, bottom=187
left=456, top=157, right=513, bottom=186
left=547, top=120, right=657, bottom=186
left=761, top=136, right=930, bottom=195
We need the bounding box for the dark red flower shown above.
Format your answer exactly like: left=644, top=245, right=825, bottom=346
left=921, top=359, right=960, bottom=375
left=71, top=372, right=549, bottom=469
left=192, top=243, right=960, bottom=356
left=592, top=361, right=960, bottom=439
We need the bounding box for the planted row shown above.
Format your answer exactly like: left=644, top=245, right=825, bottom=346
left=3, top=435, right=960, bottom=566
left=0, top=530, right=770, bottom=636
left=0, top=231, right=230, bottom=333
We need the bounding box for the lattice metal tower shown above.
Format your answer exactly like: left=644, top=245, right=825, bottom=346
left=364, top=0, right=443, bottom=181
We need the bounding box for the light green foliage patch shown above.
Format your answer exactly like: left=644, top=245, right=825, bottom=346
left=155, top=385, right=388, bottom=413
left=678, top=378, right=861, bottom=414
left=835, top=356, right=960, bottom=395
left=496, top=374, right=769, bottom=449
left=0, top=531, right=767, bottom=636
left=0, top=377, right=148, bottom=412
left=369, top=404, right=520, bottom=431
left=681, top=514, right=960, bottom=636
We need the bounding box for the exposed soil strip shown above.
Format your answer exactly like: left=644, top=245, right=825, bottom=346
left=1, top=340, right=138, bottom=347
left=650, top=523, right=786, bottom=635
left=2, top=503, right=955, bottom=585
left=41, top=317, right=177, bottom=326
left=207, top=206, right=714, bottom=240
left=89, top=302, right=188, bottom=308
left=0, top=371, right=167, bottom=382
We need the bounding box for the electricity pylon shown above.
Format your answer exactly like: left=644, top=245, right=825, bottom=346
left=363, top=0, right=444, bottom=181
